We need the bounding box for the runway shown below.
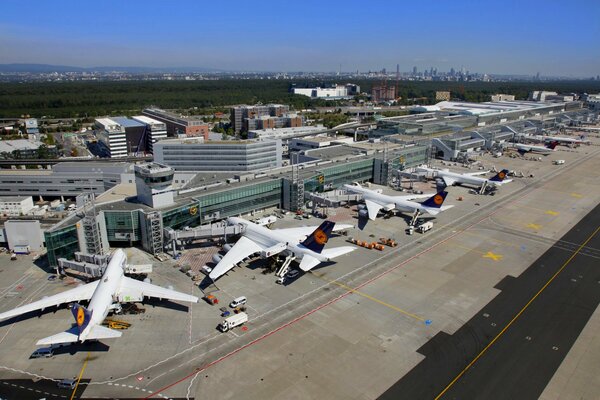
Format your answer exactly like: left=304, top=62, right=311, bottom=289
left=379, top=203, right=600, bottom=400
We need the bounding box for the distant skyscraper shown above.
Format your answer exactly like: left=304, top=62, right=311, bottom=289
left=396, top=64, right=400, bottom=79
left=536, top=72, right=540, bottom=80
left=412, top=66, right=417, bottom=75
left=450, top=67, right=455, bottom=77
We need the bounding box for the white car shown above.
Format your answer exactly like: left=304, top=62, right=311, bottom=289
left=201, top=265, right=213, bottom=275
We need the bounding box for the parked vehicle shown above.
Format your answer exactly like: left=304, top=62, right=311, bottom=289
left=57, top=379, right=76, bottom=389
left=286, top=270, right=300, bottom=279
left=416, top=221, right=433, bottom=233
left=31, top=348, right=53, bottom=358
left=204, top=294, right=219, bottom=305
left=229, top=296, right=247, bottom=308
left=219, top=312, right=248, bottom=332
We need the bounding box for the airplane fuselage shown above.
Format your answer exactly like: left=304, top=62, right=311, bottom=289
left=436, top=170, right=500, bottom=188
left=515, top=143, right=555, bottom=154
left=229, top=217, right=328, bottom=261
left=344, top=185, right=431, bottom=215
left=80, top=250, right=127, bottom=340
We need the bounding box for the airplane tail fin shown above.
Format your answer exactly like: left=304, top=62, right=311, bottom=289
left=420, top=191, right=448, bottom=209
left=300, top=221, right=335, bottom=254
left=489, top=169, right=510, bottom=182
left=71, top=304, right=92, bottom=336
left=546, top=141, right=559, bottom=149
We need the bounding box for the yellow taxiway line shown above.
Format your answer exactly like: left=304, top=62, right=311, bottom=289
left=312, top=272, right=426, bottom=322
left=434, top=225, right=600, bottom=399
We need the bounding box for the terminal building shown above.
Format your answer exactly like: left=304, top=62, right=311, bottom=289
left=42, top=141, right=429, bottom=268
left=0, top=162, right=132, bottom=198
left=142, top=108, right=210, bottom=139
left=153, top=137, right=283, bottom=172
left=3, top=103, right=589, bottom=270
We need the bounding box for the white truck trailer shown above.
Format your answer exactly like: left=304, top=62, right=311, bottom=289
left=219, top=312, right=248, bottom=332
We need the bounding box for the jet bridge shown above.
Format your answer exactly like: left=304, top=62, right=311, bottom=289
left=164, top=221, right=246, bottom=256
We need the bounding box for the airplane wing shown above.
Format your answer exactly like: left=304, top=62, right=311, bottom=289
left=441, top=177, right=456, bottom=186
left=392, top=193, right=436, bottom=201
left=365, top=199, right=385, bottom=220
left=209, top=236, right=265, bottom=280
left=299, top=246, right=356, bottom=271
left=0, top=281, right=99, bottom=322
left=37, top=325, right=122, bottom=346
left=465, top=171, right=489, bottom=176
left=272, top=223, right=353, bottom=241
left=119, top=277, right=199, bottom=303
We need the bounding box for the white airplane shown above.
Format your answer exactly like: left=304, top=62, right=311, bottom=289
left=343, top=183, right=453, bottom=223
left=513, top=141, right=558, bottom=155
left=417, top=166, right=512, bottom=194
left=209, top=217, right=355, bottom=281
left=530, top=134, right=589, bottom=145
left=0, top=249, right=198, bottom=346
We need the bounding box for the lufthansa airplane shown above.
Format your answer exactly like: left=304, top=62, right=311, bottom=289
left=0, top=249, right=198, bottom=346
left=209, top=217, right=355, bottom=281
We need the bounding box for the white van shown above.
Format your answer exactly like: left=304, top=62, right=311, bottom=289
left=31, top=348, right=53, bottom=358
left=229, top=296, right=247, bottom=308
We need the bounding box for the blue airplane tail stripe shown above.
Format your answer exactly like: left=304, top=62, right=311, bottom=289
left=489, top=169, right=509, bottom=182
left=421, top=191, right=448, bottom=208
left=301, top=221, right=335, bottom=254
left=71, top=304, right=92, bottom=335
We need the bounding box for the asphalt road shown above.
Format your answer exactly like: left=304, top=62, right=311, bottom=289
left=379, top=203, right=600, bottom=400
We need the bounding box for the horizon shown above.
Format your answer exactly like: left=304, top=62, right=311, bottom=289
left=1, top=0, right=599, bottom=78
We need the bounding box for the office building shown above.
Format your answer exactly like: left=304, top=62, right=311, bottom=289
left=435, top=91, right=451, bottom=101
left=94, top=118, right=128, bottom=158
left=371, top=86, right=396, bottom=102
left=131, top=115, right=168, bottom=153
left=490, top=94, right=515, bottom=102
left=292, top=84, right=360, bottom=101
left=243, top=114, right=303, bottom=131
left=142, top=108, right=209, bottom=139
left=230, top=104, right=290, bottom=133
left=153, top=137, right=283, bottom=172
left=0, top=139, right=58, bottom=159
left=0, top=196, right=35, bottom=216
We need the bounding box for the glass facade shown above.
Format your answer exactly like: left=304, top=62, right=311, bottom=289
left=162, top=202, right=202, bottom=229
left=103, top=210, right=140, bottom=242
left=304, top=159, right=374, bottom=193
left=45, top=225, right=79, bottom=267
left=197, top=179, right=282, bottom=223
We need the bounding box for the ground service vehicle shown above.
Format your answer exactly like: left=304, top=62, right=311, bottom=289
left=417, top=221, right=433, bottom=233
left=219, top=312, right=248, bottom=332
left=57, top=379, right=76, bottom=389
left=229, top=296, right=247, bottom=308
left=31, top=348, right=53, bottom=358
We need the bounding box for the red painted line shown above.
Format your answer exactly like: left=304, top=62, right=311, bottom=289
left=142, top=188, right=536, bottom=399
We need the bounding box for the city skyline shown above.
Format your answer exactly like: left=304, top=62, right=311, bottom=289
left=1, top=0, right=599, bottom=77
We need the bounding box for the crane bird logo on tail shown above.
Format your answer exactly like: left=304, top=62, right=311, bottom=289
left=313, top=229, right=328, bottom=245
left=71, top=304, right=92, bottom=336
left=301, top=221, right=335, bottom=253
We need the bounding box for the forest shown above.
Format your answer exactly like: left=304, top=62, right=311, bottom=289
left=1, top=79, right=599, bottom=118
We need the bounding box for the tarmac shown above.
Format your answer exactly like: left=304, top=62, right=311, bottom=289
left=0, top=135, right=599, bottom=399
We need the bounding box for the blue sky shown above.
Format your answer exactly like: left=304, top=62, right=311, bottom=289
left=1, top=0, right=598, bottom=76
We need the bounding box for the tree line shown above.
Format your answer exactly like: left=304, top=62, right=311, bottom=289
left=1, top=79, right=599, bottom=118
